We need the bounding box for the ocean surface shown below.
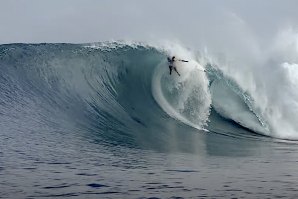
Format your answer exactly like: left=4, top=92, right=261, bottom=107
left=1, top=42, right=298, bottom=198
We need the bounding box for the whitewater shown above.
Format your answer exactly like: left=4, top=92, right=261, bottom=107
left=1, top=39, right=298, bottom=198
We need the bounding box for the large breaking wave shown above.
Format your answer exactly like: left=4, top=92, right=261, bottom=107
left=1, top=41, right=298, bottom=140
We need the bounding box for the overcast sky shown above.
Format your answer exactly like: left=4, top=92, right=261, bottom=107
left=1, top=0, right=298, bottom=48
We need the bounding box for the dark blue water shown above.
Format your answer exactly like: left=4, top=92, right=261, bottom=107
left=1, top=43, right=298, bottom=198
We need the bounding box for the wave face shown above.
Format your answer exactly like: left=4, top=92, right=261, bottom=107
left=0, top=42, right=297, bottom=141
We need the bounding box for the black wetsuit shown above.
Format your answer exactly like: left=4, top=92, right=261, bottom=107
left=168, top=57, right=180, bottom=76
left=168, top=57, right=174, bottom=75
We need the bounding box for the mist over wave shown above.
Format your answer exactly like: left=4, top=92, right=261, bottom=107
left=1, top=39, right=298, bottom=140
left=203, top=28, right=298, bottom=139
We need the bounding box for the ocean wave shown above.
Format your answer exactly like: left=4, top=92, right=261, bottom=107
left=0, top=41, right=297, bottom=140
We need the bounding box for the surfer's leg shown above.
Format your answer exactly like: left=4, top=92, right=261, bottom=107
left=174, top=67, right=180, bottom=76
left=169, top=65, right=172, bottom=75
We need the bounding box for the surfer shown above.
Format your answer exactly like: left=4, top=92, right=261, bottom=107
left=167, top=56, right=188, bottom=76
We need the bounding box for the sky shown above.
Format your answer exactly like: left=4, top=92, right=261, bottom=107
left=1, top=0, right=298, bottom=48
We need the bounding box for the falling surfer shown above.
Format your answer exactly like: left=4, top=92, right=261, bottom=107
left=167, top=56, right=189, bottom=76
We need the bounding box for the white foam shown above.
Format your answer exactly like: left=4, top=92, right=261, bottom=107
left=151, top=42, right=211, bottom=130
left=205, top=28, right=298, bottom=139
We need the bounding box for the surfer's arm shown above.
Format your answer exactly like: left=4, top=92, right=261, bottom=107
left=178, top=59, right=189, bottom=62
